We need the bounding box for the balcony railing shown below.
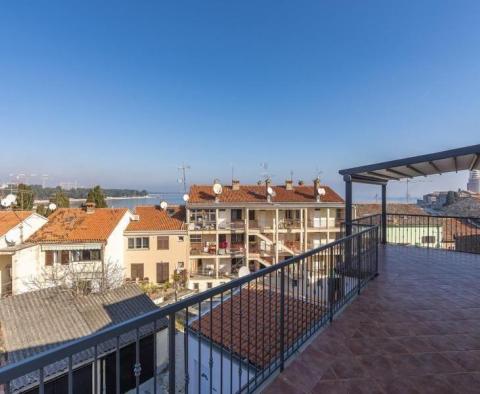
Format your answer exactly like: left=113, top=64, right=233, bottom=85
left=0, top=226, right=379, bottom=394
left=349, top=213, right=480, bottom=253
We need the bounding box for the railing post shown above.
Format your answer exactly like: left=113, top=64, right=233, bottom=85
left=279, top=266, right=285, bottom=372
left=357, top=234, right=362, bottom=295
left=329, top=247, right=334, bottom=323
left=427, top=215, right=430, bottom=249
left=375, top=227, right=379, bottom=277
left=168, top=312, right=176, bottom=394
left=381, top=184, right=387, bottom=244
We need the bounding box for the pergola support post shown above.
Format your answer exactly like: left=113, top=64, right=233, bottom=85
left=344, top=175, right=352, bottom=236
left=381, top=183, right=387, bottom=244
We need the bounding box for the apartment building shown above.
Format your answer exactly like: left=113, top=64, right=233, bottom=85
left=186, top=179, right=344, bottom=291
left=14, top=205, right=132, bottom=294
left=124, top=205, right=188, bottom=285
left=0, top=211, right=48, bottom=296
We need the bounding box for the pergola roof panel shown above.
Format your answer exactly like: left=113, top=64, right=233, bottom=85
left=339, top=144, right=480, bottom=182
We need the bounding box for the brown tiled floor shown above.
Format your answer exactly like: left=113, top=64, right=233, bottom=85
left=262, top=246, right=480, bottom=394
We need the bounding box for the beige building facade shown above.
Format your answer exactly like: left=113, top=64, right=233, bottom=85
left=124, top=206, right=189, bottom=285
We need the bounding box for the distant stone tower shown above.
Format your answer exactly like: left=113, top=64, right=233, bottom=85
left=467, top=170, right=480, bottom=193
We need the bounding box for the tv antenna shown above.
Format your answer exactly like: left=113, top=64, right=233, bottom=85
left=260, top=162, right=274, bottom=182
left=177, top=163, right=191, bottom=194
left=315, top=167, right=323, bottom=181
left=399, top=179, right=432, bottom=204
left=290, top=170, right=294, bottom=182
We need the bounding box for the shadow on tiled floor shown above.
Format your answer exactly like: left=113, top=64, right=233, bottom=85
left=262, top=245, right=480, bottom=394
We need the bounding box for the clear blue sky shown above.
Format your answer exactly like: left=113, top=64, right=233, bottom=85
left=1, top=1, right=479, bottom=200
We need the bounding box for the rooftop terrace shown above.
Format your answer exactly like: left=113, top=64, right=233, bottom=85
left=264, top=245, right=480, bottom=394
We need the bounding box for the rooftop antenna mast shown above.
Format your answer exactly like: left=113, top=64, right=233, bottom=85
left=315, top=167, right=323, bottom=181
left=260, top=162, right=274, bottom=182
left=290, top=170, right=294, bottom=182
left=177, top=163, right=191, bottom=194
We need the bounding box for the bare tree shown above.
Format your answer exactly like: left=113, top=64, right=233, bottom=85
left=25, top=258, right=124, bottom=295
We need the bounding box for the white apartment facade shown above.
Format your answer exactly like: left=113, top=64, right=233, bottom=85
left=0, top=211, right=48, bottom=296
left=11, top=205, right=132, bottom=295
left=186, top=179, right=344, bottom=291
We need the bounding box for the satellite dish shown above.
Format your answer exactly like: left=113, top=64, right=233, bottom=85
left=238, top=266, right=250, bottom=278
left=48, top=203, right=57, bottom=211
left=183, top=194, right=190, bottom=202
left=5, top=228, right=20, bottom=245
left=160, top=201, right=168, bottom=210
left=0, top=199, right=9, bottom=208
left=317, top=188, right=326, bottom=196
left=212, top=183, right=223, bottom=195
left=267, top=186, right=274, bottom=195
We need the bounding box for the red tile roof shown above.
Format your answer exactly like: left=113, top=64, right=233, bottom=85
left=126, top=205, right=185, bottom=232
left=188, top=184, right=343, bottom=204
left=356, top=203, right=425, bottom=217
left=190, top=286, right=322, bottom=369
left=28, top=208, right=128, bottom=243
left=0, top=211, right=35, bottom=237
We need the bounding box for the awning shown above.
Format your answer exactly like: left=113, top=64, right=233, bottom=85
left=339, top=144, right=480, bottom=184
left=41, top=243, right=103, bottom=251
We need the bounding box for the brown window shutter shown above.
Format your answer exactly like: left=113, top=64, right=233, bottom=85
left=131, top=264, right=144, bottom=280
left=45, top=251, right=53, bottom=266
left=61, top=250, right=70, bottom=265
left=157, top=236, right=169, bottom=250
left=156, top=262, right=169, bottom=283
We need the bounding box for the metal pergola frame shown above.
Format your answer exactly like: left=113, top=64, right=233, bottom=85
left=339, top=144, right=480, bottom=243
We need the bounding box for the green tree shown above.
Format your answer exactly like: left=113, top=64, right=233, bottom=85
left=16, top=184, right=34, bottom=210
left=36, top=203, right=48, bottom=217
left=50, top=188, right=70, bottom=208
left=86, top=185, right=107, bottom=208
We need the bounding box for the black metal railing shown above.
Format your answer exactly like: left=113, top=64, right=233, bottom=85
left=347, top=213, right=480, bottom=254
left=386, top=213, right=480, bottom=253
left=0, top=226, right=379, bottom=394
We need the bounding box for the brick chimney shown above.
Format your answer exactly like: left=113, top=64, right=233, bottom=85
left=85, top=202, right=96, bottom=214
left=285, top=179, right=293, bottom=191
left=232, top=180, right=240, bottom=191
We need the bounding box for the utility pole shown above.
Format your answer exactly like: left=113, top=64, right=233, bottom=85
left=177, top=163, right=191, bottom=194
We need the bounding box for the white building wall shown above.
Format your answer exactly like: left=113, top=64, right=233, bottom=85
left=104, top=211, right=133, bottom=281
left=11, top=244, right=42, bottom=294
left=187, top=333, right=254, bottom=394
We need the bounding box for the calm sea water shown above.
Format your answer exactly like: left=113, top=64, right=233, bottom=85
left=68, top=195, right=183, bottom=210
left=107, top=195, right=183, bottom=210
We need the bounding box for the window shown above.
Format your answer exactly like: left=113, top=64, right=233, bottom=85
left=128, top=237, right=149, bottom=249
left=285, top=210, right=300, bottom=219
left=178, top=236, right=185, bottom=242
left=45, top=251, right=54, bottom=266
left=248, top=210, right=255, bottom=221
left=193, top=283, right=199, bottom=290
left=157, top=236, right=169, bottom=250
left=131, top=264, right=144, bottom=280
left=207, top=282, right=213, bottom=289
left=422, top=236, right=436, bottom=244
left=71, top=249, right=101, bottom=262
left=231, top=233, right=244, bottom=244
left=231, top=209, right=242, bottom=221
left=61, top=250, right=70, bottom=265
left=177, top=261, right=185, bottom=270
left=156, top=262, right=169, bottom=283
left=190, top=234, right=201, bottom=243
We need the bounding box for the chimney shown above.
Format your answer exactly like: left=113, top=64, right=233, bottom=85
left=285, top=179, right=293, bottom=191
left=265, top=178, right=273, bottom=202
left=313, top=178, right=322, bottom=202
left=232, top=180, right=240, bottom=191
left=85, top=202, right=96, bottom=214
